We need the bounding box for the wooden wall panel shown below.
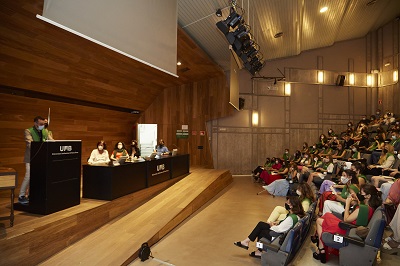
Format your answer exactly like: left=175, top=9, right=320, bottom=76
left=0, top=0, right=223, bottom=113
left=0, top=94, right=138, bottom=197
left=138, top=76, right=234, bottom=167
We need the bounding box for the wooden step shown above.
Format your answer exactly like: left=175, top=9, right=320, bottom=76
left=41, top=168, right=232, bottom=266
left=0, top=168, right=232, bottom=265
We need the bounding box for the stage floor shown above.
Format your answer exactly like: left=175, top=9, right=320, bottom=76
left=0, top=167, right=232, bottom=265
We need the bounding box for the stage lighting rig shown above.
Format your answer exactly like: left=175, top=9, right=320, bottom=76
left=216, top=3, right=264, bottom=75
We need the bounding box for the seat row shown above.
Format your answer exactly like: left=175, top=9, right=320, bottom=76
left=259, top=202, right=317, bottom=266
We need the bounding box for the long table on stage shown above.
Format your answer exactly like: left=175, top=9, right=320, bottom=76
left=83, top=154, right=190, bottom=200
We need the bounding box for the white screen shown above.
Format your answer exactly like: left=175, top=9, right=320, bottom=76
left=40, top=0, right=178, bottom=76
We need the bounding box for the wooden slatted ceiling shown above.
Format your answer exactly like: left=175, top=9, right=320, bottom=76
left=0, top=0, right=224, bottom=113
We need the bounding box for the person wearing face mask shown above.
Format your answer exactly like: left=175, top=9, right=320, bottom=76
left=259, top=159, right=287, bottom=185
left=130, top=140, right=141, bottom=158
left=307, top=155, right=334, bottom=186
left=261, top=162, right=295, bottom=195
left=110, top=142, right=130, bottom=160
left=322, top=170, right=360, bottom=215
left=370, top=151, right=399, bottom=188
left=18, top=116, right=54, bottom=204
left=332, top=144, right=346, bottom=159
left=327, top=128, right=336, bottom=138
left=312, top=184, right=382, bottom=263
left=388, top=130, right=400, bottom=153
left=366, top=144, right=396, bottom=176
left=252, top=158, right=272, bottom=182
left=299, top=152, right=311, bottom=166
left=342, top=134, right=354, bottom=150
left=347, top=144, right=361, bottom=161
left=265, top=182, right=315, bottom=225
left=234, top=196, right=305, bottom=258
left=282, top=149, right=290, bottom=161
left=317, top=170, right=359, bottom=217
left=88, top=141, right=110, bottom=165
left=301, top=142, right=309, bottom=154
left=310, top=155, right=323, bottom=170
left=155, top=139, right=169, bottom=155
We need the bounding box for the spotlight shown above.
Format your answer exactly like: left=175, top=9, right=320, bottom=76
left=216, top=8, right=222, bottom=17
left=216, top=8, right=242, bottom=35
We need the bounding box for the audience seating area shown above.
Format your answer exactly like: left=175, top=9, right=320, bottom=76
left=253, top=115, right=399, bottom=265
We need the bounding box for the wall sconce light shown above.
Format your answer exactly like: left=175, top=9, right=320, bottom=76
left=252, top=110, right=259, bottom=126
left=366, top=74, right=373, bottom=86
left=349, top=73, right=355, bottom=85
left=317, top=71, right=324, bottom=83
left=284, top=83, right=291, bottom=96
left=394, top=70, right=398, bottom=83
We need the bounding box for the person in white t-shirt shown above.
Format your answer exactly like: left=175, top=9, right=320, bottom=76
left=88, top=141, right=110, bottom=165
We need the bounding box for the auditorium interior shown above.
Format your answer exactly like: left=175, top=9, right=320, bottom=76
left=1, top=0, right=400, bottom=265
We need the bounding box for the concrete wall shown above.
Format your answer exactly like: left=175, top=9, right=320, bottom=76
left=211, top=19, right=400, bottom=174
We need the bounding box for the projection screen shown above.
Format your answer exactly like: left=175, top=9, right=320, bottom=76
left=38, top=0, right=178, bottom=77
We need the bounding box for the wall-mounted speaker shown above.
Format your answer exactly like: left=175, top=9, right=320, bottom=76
left=336, top=75, right=346, bottom=86
left=239, top=97, right=245, bottom=110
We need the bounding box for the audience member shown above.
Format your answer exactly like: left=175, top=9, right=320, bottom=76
left=234, top=196, right=305, bottom=258
left=318, top=170, right=359, bottom=216
left=366, top=144, right=395, bottom=176
left=382, top=206, right=400, bottom=253
left=342, top=134, right=354, bottom=149
left=266, top=183, right=315, bottom=223
left=312, top=184, right=382, bottom=263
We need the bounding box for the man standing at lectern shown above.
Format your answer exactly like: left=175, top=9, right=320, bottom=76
left=18, top=116, right=54, bottom=204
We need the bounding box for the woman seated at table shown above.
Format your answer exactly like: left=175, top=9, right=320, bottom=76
left=88, top=141, right=110, bottom=165
left=234, top=196, right=305, bottom=258
left=312, top=184, right=382, bottom=263
left=110, top=141, right=130, bottom=160
left=130, top=140, right=141, bottom=158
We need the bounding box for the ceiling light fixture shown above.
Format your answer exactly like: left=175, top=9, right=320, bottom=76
left=177, top=62, right=182, bottom=66
left=216, top=8, right=222, bottom=17
left=384, top=62, right=390, bottom=67
left=320, top=6, right=328, bottom=13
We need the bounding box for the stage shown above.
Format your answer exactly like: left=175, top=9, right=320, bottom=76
left=0, top=168, right=232, bottom=265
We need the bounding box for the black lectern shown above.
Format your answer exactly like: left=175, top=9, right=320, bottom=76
left=16, top=140, right=82, bottom=214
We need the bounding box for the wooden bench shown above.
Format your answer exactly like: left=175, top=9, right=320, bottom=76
left=0, top=167, right=17, bottom=227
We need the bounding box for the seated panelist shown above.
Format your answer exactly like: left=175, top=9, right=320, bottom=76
left=110, top=141, right=129, bottom=160
left=155, top=139, right=169, bottom=155
left=130, top=140, right=141, bottom=158
left=88, top=141, right=110, bottom=165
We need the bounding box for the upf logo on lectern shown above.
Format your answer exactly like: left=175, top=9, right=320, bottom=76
left=157, top=164, right=165, bottom=171
left=60, top=146, right=72, bottom=152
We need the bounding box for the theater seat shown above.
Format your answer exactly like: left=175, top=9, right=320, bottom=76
left=260, top=222, right=302, bottom=266
left=321, top=207, right=386, bottom=266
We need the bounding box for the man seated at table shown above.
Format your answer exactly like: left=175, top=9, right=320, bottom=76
left=155, top=139, right=169, bottom=155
